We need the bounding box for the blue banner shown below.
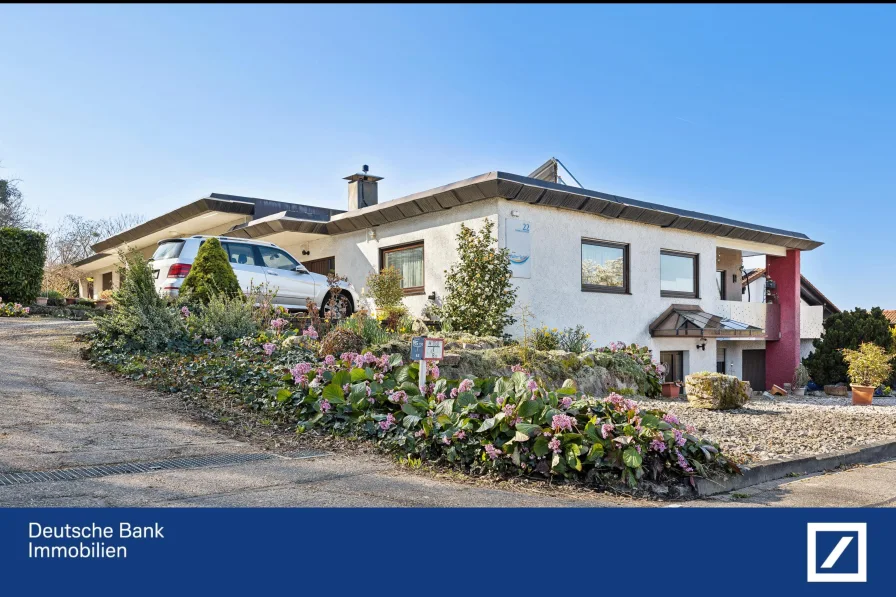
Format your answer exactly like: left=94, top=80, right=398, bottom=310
left=0, top=508, right=888, bottom=595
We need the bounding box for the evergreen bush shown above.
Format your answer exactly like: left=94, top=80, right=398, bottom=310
left=0, top=227, right=47, bottom=304
left=803, top=307, right=894, bottom=386
left=179, top=238, right=241, bottom=304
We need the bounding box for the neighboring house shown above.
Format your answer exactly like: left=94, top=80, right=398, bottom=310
left=882, top=310, right=896, bottom=329
left=73, top=158, right=824, bottom=391
left=742, top=267, right=839, bottom=360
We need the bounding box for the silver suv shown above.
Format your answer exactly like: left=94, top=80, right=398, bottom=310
left=150, top=235, right=359, bottom=316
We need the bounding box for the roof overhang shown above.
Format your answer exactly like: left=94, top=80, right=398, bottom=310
left=90, top=197, right=255, bottom=254
left=327, top=171, right=823, bottom=251
left=222, top=212, right=330, bottom=240
left=649, top=304, right=765, bottom=339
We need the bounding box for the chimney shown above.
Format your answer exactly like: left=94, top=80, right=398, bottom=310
left=344, top=165, right=383, bottom=210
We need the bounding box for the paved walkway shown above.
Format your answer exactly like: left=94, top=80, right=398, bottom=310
left=1, top=317, right=894, bottom=508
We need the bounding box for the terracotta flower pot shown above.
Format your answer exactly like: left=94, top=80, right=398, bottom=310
left=661, top=382, right=680, bottom=399
left=851, top=385, right=874, bottom=406
left=35, top=297, right=48, bottom=306
left=65, top=298, right=77, bottom=305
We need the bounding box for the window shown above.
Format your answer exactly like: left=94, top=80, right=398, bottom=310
left=221, top=242, right=259, bottom=266
left=380, top=242, right=424, bottom=295
left=151, top=241, right=184, bottom=261
left=660, top=250, right=699, bottom=298
left=717, top=270, right=726, bottom=300
left=257, top=246, right=300, bottom=271
left=716, top=346, right=727, bottom=374
left=581, top=239, right=629, bottom=293
left=102, top=272, right=113, bottom=291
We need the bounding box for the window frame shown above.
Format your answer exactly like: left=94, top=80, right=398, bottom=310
left=580, top=238, right=630, bottom=294
left=660, top=249, right=700, bottom=299
left=379, top=241, right=425, bottom=296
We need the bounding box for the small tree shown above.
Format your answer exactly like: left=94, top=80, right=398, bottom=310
left=842, top=343, right=893, bottom=388
left=803, top=307, right=893, bottom=386
left=365, top=266, right=404, bottom=313
left=179, top=238, right=241, bottom=304
left=440, top=219, right=517, bottom=337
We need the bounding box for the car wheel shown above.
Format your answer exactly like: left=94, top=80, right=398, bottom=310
left=322, top=292, right=353, bottom=319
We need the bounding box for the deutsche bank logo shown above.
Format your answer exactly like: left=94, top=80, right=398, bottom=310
left=807, top=523, right=867, bottom=583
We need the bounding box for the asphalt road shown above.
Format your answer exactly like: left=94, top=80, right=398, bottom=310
left=1, top=317, right=894, bottom=508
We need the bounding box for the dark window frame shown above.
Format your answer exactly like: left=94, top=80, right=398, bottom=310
left=379, top=241, right=425, bottom=296
left=660, top=249, right=700, bottom=299
left=580, top=238, right=630, bottom=294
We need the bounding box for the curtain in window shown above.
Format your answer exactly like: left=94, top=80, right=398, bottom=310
left=385, top=246, right=423, bottom=289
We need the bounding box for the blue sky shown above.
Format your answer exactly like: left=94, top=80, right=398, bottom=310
left=1, top=5, right=894, bottom=310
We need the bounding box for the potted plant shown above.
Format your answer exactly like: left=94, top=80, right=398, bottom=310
left=841, top=343, right=893, bottom=406
left=791, top=364, right=810, bottom=396
left=35, top=291, right=49, bottom=306
left=65, top=297, right=78, bottom=305
left=661, top=380, right=682, bottom=399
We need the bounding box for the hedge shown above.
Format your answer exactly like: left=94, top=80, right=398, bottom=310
left=0, top=227, right=47, bottom=304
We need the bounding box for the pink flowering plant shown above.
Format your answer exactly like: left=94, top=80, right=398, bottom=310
left=0, top=299, right=30, bottom=317
left=271, top=359, right=737, bottom=488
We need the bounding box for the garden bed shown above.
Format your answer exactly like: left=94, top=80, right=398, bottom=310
left=638, top=394, right=896, bottom=463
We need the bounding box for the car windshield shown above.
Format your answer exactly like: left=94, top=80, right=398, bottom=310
left=152, top=241, right=184, bottom=261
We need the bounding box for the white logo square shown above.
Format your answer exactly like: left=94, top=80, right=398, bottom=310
left=807, top=523, right=867, bottom=583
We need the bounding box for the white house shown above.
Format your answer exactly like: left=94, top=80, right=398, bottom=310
left=74, top=159, right=824, bottom=392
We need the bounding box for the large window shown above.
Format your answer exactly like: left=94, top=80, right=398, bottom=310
left=660, top=250, right=699, bottom=298
left=380, top=242, right=424, bottom=295
left=581, top=239, right=629, bottom=293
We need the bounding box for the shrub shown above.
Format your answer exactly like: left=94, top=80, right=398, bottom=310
left=274, top=355, right=737, bottom=487
left=94, top=251, right=187, bottom=352
left=0, top=227, right=47, bottom=304
left=179, top=238, right=241, bottom=304
left=803, top=307, right=893, bottom=386
left=0, top=299, right=30, bottom=317
left=42, top=264, right=80, bottom=297
left=320, top=327, right=366, bottom=357
left=440, top=219, right=517, bottom=337
left=339, top=312, right=394, bottom=346
left=185, top=292, right=258, bottom=342
left=559, top=325, right=592, bottom=353
left=842, top=343, right=893, bottom=388
left=365, top=266, right=404, bottom=314
left=531, top=326, right=560, bottom=351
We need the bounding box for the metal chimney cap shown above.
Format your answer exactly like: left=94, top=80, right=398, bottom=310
left=344, top=167, right=383, bottom=182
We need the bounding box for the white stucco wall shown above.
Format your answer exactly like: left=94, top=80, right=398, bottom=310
left=277, top=199, right=501, bottom=315
left=494, top=200, right=769, bottom=377
left=800, top=338, right=816, bottom=360
left=800, top=303, right=824, bottom=339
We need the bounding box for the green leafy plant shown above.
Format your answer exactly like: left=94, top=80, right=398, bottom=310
left=94, top=251, right=187, bottom=352
left=440, top=219, right=517, bottom=337
left=0, top=299, right=30, bottom=317
left=339, top=312, right=394, bottom=345
left=531, top=326, right=560, bottom=351
left=559, top=325, right=593, bottom=353
left=842, top=343, right=893, bottom=388
left=0, top=227, right=47, bottom=304
left=365, top=266, right=405, bottom=314
left=179, top=238, right=241, bottom=304
left=804, top=307, right=894, bottom=386
left=185, top=292, right=258, bottom=342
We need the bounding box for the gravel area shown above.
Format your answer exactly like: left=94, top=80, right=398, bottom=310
left=638, top=395, right=896, bottom=463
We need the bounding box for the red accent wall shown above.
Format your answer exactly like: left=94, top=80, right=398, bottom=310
left=766, top=249, right=801, bottom=389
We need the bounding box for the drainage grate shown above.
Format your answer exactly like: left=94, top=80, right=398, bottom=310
left=0, top=450, right=327, bottom=487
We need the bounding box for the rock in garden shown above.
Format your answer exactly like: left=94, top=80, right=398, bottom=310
left=684, top=372, right=750, bottom=410
left=441, top=353, right=461, bottom=367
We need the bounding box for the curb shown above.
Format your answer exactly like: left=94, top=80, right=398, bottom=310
left=695, top=439, right=896, bottom=496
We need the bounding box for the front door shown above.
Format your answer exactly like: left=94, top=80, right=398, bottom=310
left=220, top=241, right=266, bottom=294
left=256, top=245, right=317, bottom=308
left=660, top=351, right=684, bottom=383
left=742, top=349, right=766, bottom=392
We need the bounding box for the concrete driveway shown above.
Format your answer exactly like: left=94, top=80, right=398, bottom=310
left=1, top=317, right=894, bottom=508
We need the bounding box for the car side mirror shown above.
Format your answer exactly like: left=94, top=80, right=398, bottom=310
left=295, top=265, right=309, bottom=274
